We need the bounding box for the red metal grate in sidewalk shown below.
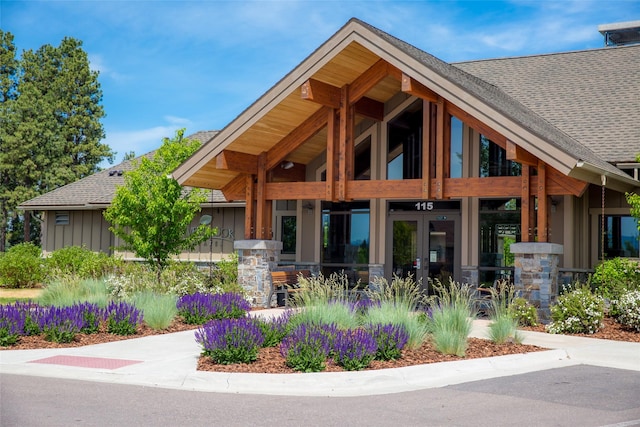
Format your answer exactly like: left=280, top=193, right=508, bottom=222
left=29, top=355, right=143, bottom=370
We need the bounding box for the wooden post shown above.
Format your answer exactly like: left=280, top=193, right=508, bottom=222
left=255, top=152, right=269, bottom=239
left=435, top=98, right=445, bottom=199
left=244, top=174, right=255, bottom=239
left=421, top=99, right=431, bottom=199
left=338, top=84, right=354, bottom=201
left=537, top=160, right=548, bottom=242
left=326, top=108, right=338, bottom=201
left=521, top=165, right=530, bottom=242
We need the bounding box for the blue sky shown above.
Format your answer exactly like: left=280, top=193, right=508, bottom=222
left=2, top=1, right=639, bottom=166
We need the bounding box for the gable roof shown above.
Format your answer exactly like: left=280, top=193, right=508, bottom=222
left=172, top=18, right=638, bottom=192
left=19, top=131, right=236, bottom=211
left=454, top=44, right=640, bottom=164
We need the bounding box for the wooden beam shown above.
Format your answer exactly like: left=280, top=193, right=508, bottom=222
left=265, top=182, right=326, bottom=200
left=221, top=175, right=247, bottom=201
left=547, top=167, right=589, bottom=197
left=244, top=175, right=255, bottom=239
left=301, top=78, right=384, bottom=120
left=347, top=179, right=422, bottom=199
left=354, top=97, right=384, bottom=121
left=435, top=98, right=445, bottom=199
left=215, top=150, right=258, bottom=174
left=537, top=160, right=548, bottom=242
left=506, top=140, right=537, bottom=166
left=301, top=79, right=340, bottom=109
left=401, top=73, right=439, bottom=103
left=442, top=177, right=522, bottom=198
left=445, top=101, right=507, bottom=148
left=521, top=165, right=531, bottom=242
left=266, top=106, right=330, bottom=171
left=255, top=153, right=269, bottom=239
left=421, top=100, right=431, bottom=199
left=326, top=108, right=338, bottom=201
left=338, top=84, right=354, bottom=201
left=349, top=59, right=399, bottom=103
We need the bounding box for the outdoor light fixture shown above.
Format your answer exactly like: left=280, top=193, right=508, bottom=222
left=281, top=161, right=294, bottom=170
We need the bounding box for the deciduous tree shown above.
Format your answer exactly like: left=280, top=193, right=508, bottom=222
left=104, top=129, right=214, bottom=282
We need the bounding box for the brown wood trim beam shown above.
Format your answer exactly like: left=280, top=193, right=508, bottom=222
left=547, top=167, right=588, bottom=197
left=265, top=181, right=326, bottom=200
left=537, top=160, right=548, bottom=242
left=326, top=108, right=338, bottom=201
left=221, top=174, right=247, bottom=201
left=347, top=179, right=422, bottom=199
left=266, top=106, right=330, bottom=170
left=338, top=84, right=354, bottom=201
left=506, top=140, right=537, bottom=166
left=349, top=59, right=399, bottom=103
left=215, top=150, right=258, bottom=174
left=421, top=99, right=431, bottom=199
left=441, top=176, right=522, bottom=198
left=301, top=78, right=384, bottom=121
left=445, top=101, right=507, bottom=148
left=244, top=175, right=255, bottom=239
left=435, top=98, right=445, bottom=199
left=354, top=97, right=384, bottom=121
left=521, top=165, right=531, bottom=242
left=255, top=153, right=269, bottom=239
left=401, top=73, right=439, bottom=103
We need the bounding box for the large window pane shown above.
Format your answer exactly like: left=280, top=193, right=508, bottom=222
left=480, top=136, right=521, bottom=177
left=387, top=102, right=422, bottom=180
left=600, top=215, right=639, bottom=258
left=479, top=199, right=521, bottom=285
left=450, top=116, right=463, bottom=178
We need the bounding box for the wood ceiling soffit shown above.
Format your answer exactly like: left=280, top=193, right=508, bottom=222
left=265, top=106, right=331, bottom=170
left=401, top=73, right=439, bottom=103
left=506, top=140, right=537, bottom=166
left=221, top=174, right=248, bottom=201
left=215, top=150, right=258, bottom=175
left=301, top=79, right=384, bottom=121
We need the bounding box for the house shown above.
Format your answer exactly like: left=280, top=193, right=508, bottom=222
left=19, top=131, right=246, bottom=263
left=169, top=18, right=640, bottom=309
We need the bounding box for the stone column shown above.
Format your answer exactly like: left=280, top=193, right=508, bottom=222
left=234, top=240, right=282, bottom=307
left=511, top=242, right=563, bottom=323
left=461, top=265, right=479, bottom=287
left=367, top=263, right=384, bottom=290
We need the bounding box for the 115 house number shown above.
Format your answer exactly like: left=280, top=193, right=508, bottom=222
left=415, top=201, right=434, bottom=211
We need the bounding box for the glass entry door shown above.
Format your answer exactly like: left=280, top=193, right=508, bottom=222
left=387, top=213, right=460, bottom=293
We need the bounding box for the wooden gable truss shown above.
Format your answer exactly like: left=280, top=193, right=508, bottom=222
left=214, top=57, right=588, bottom=242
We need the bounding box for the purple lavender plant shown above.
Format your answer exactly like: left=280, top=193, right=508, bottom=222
left=106, top=301, right=143, bottom=335
left=280, top=323, right=332, bottom=372
left=178, top=292, right=250, bottom=324
left=74, top=302, right=105, bottom=334
left=333, top=328, right=378, bottom=371
left=9, top=301, right=45, bottom=335
left=256, top=310, right=293, bottom=347
left=194, top=317, right=264, bottom=364
left=38, top=305, right=85, bottom=343
left=366, top=323, right=409, bottom=361
left=0, top=304, right=26, bottom=346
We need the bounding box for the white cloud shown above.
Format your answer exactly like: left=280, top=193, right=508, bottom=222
left=88, top=53, right=130, bottom=82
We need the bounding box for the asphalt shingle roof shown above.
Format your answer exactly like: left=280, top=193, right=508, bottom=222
left=20, top=131, right=224, bottom=210
left=453, top=44, right=640, bottom=164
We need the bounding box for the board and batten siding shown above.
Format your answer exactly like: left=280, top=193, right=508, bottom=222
left=43, top=210, right=113, bottom=256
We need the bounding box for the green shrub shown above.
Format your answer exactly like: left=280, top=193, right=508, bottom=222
left=591, top=257, right=640, bottom=300
left=130, top=291, right=177, bottom=330
left=509, top=297, right=538, bottom=327
left=610, top=289, right=640, bottom=332
left=46, top=246, right=122, bottom=280
left=0, top=243, right=45, bottom=288
left=547, top=285, right=605, bottom=334
left=366, top=273, right=427, bottom=312
left=294, top=272, right=356, bottom=308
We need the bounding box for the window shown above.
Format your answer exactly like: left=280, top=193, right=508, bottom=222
left=387, top=101, right=423, bottom=180
left=281, top=216, right=296, bottom=254
left=479, top=199, right=521, bottom=285
left=55, top=211, right=70, bottom=225
left=480, top=136, right=521, bottom=177
left=450, top=116, right=463, bottom=178
left=599, top=215, right=639, bottom=258
left=321, top=201, right=369, bottom=282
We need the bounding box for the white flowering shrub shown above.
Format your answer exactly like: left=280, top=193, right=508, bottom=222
left=546, top=285, right=605, bottom=335
left=611, top=290, right=640, bottom=332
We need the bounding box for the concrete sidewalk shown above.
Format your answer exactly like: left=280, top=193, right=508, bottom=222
left=1, top=309, right=639, bottom=397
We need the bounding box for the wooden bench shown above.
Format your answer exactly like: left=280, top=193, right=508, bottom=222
left=267, top=269, right=311, bottom=307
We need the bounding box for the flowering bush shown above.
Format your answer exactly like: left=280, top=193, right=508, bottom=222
left=591, top=257, right=640, bottom=300
left=256, top=310, right=292, bottom=347
left=11, top=301, right=46, bottom=335
left=547, top=286, right=605, bottom=334
left=0, top=304, right=26, bottom=346
left=75, top=302, right=105, bottom=334
left=177, top=292, right=250, bottom=324
left=195, top=317, right=264, bottom=364
left=366, top=323, right=409, bottom=361
left=508, top=297, right=538, bottom=327
left=280, top=323, right=333, bottom=372
left=611, top=290, right=640, bottom=332
left=333, top=328, right=377, bottom=371
left=106, top=301, right=143, bottom=335
left=38, top=306, right=85, bottom=343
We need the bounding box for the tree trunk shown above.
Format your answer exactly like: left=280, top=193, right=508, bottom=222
left=23, top=212, right=31, bottom=242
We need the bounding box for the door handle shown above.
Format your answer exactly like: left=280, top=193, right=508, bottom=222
left=414, top=257, right=421, bottom=269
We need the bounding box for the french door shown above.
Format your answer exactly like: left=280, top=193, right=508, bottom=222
left=386, top=212, right=460, bottom=294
